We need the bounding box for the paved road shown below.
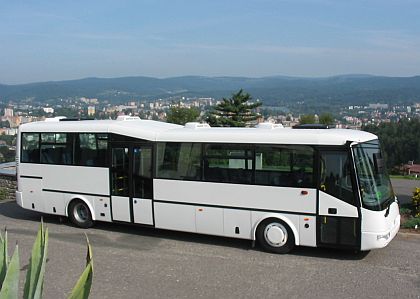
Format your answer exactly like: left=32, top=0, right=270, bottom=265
left=0, top=199, right=419, bottom=299
left=391, top=178, right=419, bottom=205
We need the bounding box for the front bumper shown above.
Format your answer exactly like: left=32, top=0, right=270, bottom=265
left=361, top=214, right=400, bottom=251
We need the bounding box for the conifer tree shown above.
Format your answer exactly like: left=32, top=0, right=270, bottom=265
left=207, top=89, right=262, bottom=127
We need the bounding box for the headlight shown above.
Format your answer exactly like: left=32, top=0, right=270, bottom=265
left=377, top=232, right=390, bottom=241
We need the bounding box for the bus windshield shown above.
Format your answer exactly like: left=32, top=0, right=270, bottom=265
left=353, top=140, right=394, bottom=211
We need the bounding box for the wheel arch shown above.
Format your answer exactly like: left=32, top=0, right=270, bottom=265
left=253, top=213, right=300, bottom=246
left=66, top=195, right=96, bottom=221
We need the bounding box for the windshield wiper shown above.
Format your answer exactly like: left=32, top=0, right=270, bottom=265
left=384, top=204, right=390, bottom=217
left=383, top=196, right=396, bottom=217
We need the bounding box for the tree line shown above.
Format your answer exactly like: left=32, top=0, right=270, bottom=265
left=363, top=118, right=420, bottom=171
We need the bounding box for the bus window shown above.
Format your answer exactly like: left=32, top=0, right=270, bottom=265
left=319, top=151, right=355, bottom=204
left=203, top=144, right=253, bottom=184
left=40, top=133, right=73, bottom=165
left=75, top=133, right=108, bottom=167
left=111, top=147, right=129, bottom=196
left=156, top=143, right=201, bottom=180
left=21, top=133, right=40, bottom=163
left=133, top=147, right=153, bottom=199
left=255, top=145, right=314, bottom=187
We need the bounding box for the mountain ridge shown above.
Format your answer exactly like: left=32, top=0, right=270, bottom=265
left=1, top=74, right=420, bottom=106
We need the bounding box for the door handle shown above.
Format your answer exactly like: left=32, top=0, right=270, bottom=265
left=134, top=200, right=137, bottom=204
left=328, top=208, right=337, bottom=214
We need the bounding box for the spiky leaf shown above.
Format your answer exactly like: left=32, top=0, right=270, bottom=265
left=32, top=227, right=48, bottom=299
left=0, top=245, right=19, bottom=299
left=0, top=230, right=8, bottom=287
left=23, top=221, right=48, bottom=299
left=68, top=235, right=93, bottom=299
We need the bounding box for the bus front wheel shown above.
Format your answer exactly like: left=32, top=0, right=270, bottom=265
left=256, top=218, right=295, bottom=254
left=68, top=199, right=94, bottom=228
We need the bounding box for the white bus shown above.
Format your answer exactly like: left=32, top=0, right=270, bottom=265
left=16, top=116, right=400, bottom=253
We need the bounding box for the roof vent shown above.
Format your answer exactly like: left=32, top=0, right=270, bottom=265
left=256, top=122, right=284, bottom=129
left=116, top=116, right=141, bottom=121
left=44, top=116, right=67, bottom=122
left=293, top=124, right=335, bottom=129
left=184, top=122, right=211, bottom=129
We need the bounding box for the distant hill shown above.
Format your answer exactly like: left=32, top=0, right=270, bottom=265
left=1, top=75, right=420, bottom=107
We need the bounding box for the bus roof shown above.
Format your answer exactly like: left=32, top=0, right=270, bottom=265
left=19, top=118, right=377, bottom=146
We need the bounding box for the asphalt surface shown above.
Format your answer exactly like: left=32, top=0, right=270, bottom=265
left=391, top=178, right=419, bottom=205
left=0, top=198, right=419, bottom=299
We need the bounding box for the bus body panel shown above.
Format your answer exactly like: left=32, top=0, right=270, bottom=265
left=298, top=215, right=317, bottom=247
left=154, top=202, right=196, bottom=233
left=18, top=163, right=109, bottom=196
left=17, top=176, right=44, bottom=211
left=133, top=198, right=154, bottom=225
left=154, top=201, right=303, bottom=243
left=153, top=179, right=317, bottom=214
left=360, top=201, right=400, bottom=250
left=17, top=163, right=110, bottom=220
left=318, top=191, right=359, bottom=217
left=196, top=206, right=224, bottom=236
left=111, top=196, right=131, bottom=222
left=223, top=209, right=252, bottom=239
left=43, top=190, right=66, bottom=215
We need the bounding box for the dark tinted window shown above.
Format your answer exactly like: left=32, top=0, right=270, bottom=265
left=21, top=133, right=40, bottom=163
left=133, top=147, right=153, bottom=198
left=204, top=144, right=253, bottom=184
left=320, top=151, right=355, bottom=204
left=40, top=133, right=73, bottom=165
left=156, top=143, right=202, bottom=180
left=255, top=145, right=314, bottom=187
left=75, top=133, right=108, bottom=167
left=111, top=147, right=129, bottom=196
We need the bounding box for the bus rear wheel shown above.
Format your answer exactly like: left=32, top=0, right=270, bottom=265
left=68, top=199, right=94, bottom=228
left=256, top=219, right=295, bottom=254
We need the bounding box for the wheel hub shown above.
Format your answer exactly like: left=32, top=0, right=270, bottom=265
left=264, top=223, right=288, bottom=247
left=74, top=203, right=88, bottom=223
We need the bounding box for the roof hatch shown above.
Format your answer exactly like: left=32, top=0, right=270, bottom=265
left=184, top=122, right=211, bottom=129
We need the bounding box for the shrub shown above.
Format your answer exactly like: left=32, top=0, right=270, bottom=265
left=0, top=188, right=8, bottom=201
left=399, top=207, right=412, bottom=216
left=402, top=216, right=420, bottom=229
left=412, top=188, right=420, bottom=217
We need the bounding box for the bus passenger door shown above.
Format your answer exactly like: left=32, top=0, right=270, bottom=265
left=111, top=147, right=131, bottom=222
left=317, top=150, right=360, bottom=249
left=111, top=144, right=153, bottom=225
left=131, top=146, right=153, bottom=225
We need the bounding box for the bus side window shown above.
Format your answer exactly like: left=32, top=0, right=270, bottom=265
left=203, top=144, right=253, bottom=184
left=156, top=142, right=202, bottom=181
left=255, top=145, right=314, bottom=188
left=21, top=133, right=40, bottom=163
left=40, top=133, right=73, bottom=165
left=75, top=133, right=108, bottom=167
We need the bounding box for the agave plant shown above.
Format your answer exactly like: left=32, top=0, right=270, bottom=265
left=0, top=221, right=93, bottom=299
left=0, top=229, right=19, bottom=299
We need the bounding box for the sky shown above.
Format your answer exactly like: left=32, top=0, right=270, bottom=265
left=1, top=0, right=420, bottom=84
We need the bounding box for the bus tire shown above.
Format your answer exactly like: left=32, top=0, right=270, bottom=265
left=68, top=199, right=94, bottom=228
left=256, top=218, right=295, bottom=254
